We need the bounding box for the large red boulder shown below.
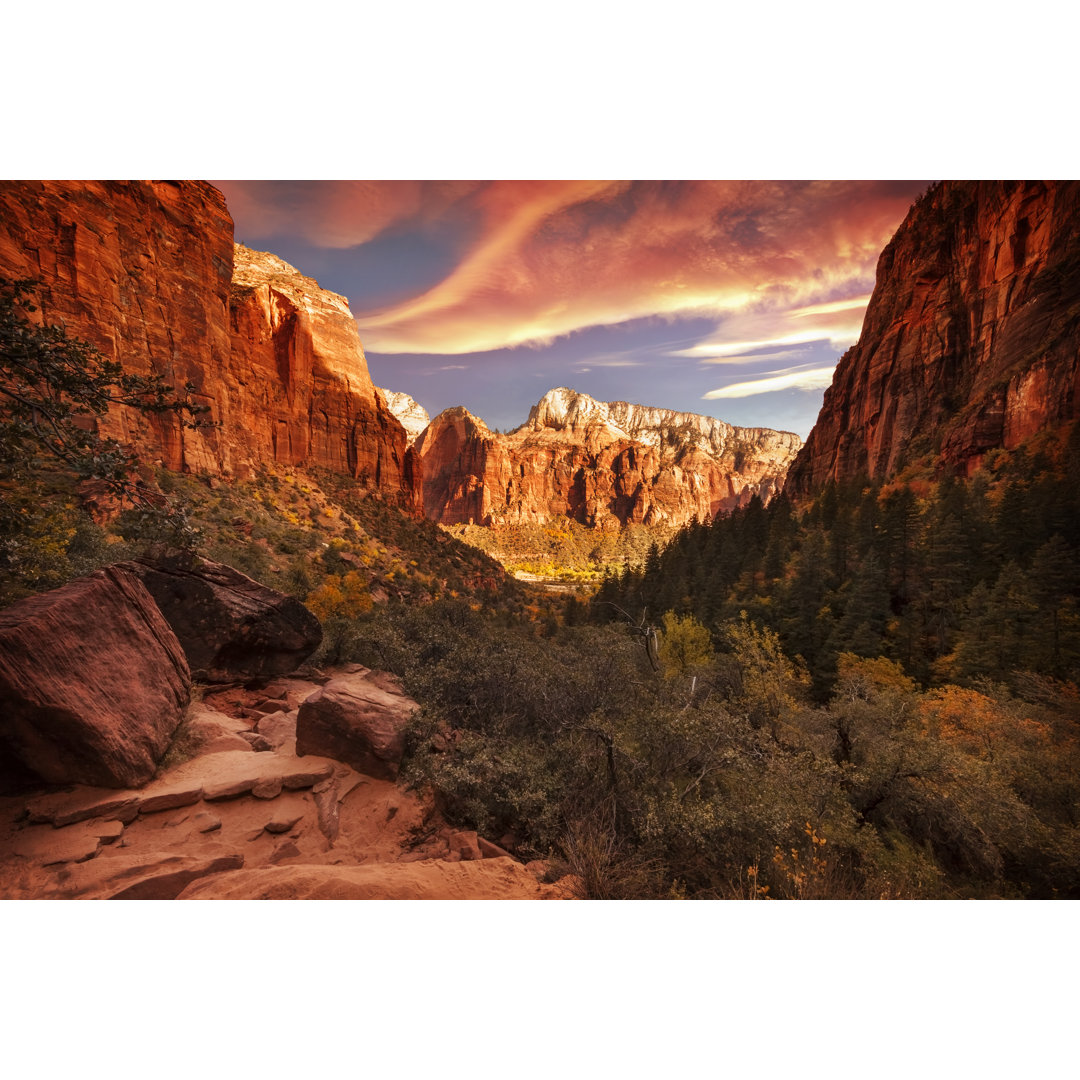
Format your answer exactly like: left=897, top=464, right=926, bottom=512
left=296, top=669, right=418, bottom=780
left=128, top=553, right=322, bottom=683
left=0, top=565, right=191, bottom=788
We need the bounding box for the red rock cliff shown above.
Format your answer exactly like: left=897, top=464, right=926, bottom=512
left=0, top=181, right=419, bottom=506
left=228, top=245, right=419, bottom=500
left=414, top=388, right=801, bottom=528
left=787, top=180, right=1080, bottom=495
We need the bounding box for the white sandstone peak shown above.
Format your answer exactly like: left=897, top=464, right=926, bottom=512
left=378, top=389, right=431, bottom=445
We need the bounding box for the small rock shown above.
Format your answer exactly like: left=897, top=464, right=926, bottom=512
left=138, top=784, right=203, bottom=815
left=251, top=777, right=283, bottom=799
left=265, top=811, right=303, bottom=835
left=448, top=830, right=482, bottom=861
left=478, top=837, right=513, bottom=860
left=164, top=813, right=191, bottom=828
left=238, top=731, right=274, bottom=752
left=88, top=820, right=125, bottom=843
left=269, top=840, right=301, bottom=863
left=192, top=811, right=221, bottom=833
left=204, top=778, right=255, bottom=801
left=256, top=712, right=296, bottom=749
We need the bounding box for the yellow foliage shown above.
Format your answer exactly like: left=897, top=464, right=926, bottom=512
left=658, top=611, right=714, bottom=679
left=919, top=685, right=1051, bottom=759
left=836, top=653, right=916, bottom=697
left=305, top=571, right=373, bottom=621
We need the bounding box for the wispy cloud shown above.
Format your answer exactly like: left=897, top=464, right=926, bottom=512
left=703, top=365, right=837, bottom=399
left=673, top=298, right=868, bottom=364
left=343, top=181, right=924, bottom=355
left=438, top=364, right=469, bottom=371
left=215, top=180, right=482, bottom=249
left=694, top=346, right=812, bottom=366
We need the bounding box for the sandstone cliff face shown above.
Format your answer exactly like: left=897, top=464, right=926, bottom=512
left=0, top=182, right=419, bottom=506
left=414, top=388, right=801, bottom=528
left=229, top=245, right=419, bottom=500
left=0, top=180, right=233, bottom=474
left=787, top=180, right=1080, bottom=495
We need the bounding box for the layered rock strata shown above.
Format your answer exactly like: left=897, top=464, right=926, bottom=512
left=414, top=388, right=801, bottom=528
left=0, top=182, right=419, bottom=505
left=787, top=180, right=1080, bottom=494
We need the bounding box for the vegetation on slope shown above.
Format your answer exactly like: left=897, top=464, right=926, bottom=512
left=444, top=517, right=678, bottom=585
left=4, top=279, right=1078, bottom=899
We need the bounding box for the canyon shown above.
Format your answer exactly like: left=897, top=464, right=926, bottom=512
left=0, top=182, right=420, bottom=507
left=787, top=180, right=1080, bottom=494
left=388, top=387, right=802, bottom=529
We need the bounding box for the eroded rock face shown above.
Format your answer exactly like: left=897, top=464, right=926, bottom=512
left=0, top=565, right=191, bottom=788
left=295, top=668, right=419, bottom=780
left=787, top=180, right=1080, bottom=494
left=0, top=182, right=421, bottom=507
left=128, top=553, right=322, bottom=683
left=229, top=246, right=420, bottom=502
left=414, top=389, right=801, bottom=528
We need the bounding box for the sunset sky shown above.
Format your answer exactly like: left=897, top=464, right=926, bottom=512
left=216, top=180, right=929, bottom=438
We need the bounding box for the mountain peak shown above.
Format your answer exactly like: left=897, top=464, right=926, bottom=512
left=378, top=389, right=431, bottom=446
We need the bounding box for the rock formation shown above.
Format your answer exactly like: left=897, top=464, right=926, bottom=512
left=229, top=245, right=419, bottom=498
left=129, top=553, right=323, bottom=683
left=414, top=388, right=801, bottom=528
left=0, top=564, right=190, bottom=788
left=378, top=389, right=431, bottom=446
left=296, top=668, right=418, bottom=781
left=0, top=182, right=420, bottom=506
left=787, top=180, right=1080, bottom=495
left=0, top=670, right=574, bottom=900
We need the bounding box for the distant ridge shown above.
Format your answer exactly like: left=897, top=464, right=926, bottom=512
left=410, top=387, right=801, bottom=528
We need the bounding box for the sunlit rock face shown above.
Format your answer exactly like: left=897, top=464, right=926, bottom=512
left=414, top=388, right=802, bottom=528
left=378, top=389, right=431, bottom=446
left=0, top=182, right=420, bottom=506
left=787, top=180, right=1080, bottom=495
left=0, top=180, right=234, bottom=475
left=229, top=245, right=418, bottom=501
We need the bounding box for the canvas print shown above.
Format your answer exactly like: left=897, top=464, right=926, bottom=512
left=1, top=180, right=1077, bottom=899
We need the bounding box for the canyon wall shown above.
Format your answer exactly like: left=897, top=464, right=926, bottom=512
left=787, top=180, right=1080, bottom=495
left=0, top=182, right=419, bottom=505
left=414, top=388, right=801, bottom=528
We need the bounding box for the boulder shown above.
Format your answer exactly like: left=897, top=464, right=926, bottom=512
left=0, top=565, right=191, bottom=788
left=295, top=671, right=418, bottom=780
left=128, top=553, right=322, bottom=682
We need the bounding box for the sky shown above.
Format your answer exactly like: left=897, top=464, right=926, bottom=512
left=215, top=180, right=929, bottom=439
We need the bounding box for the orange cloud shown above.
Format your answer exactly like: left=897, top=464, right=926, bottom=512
left=215, top=180, right=482, bottom=248
left=347, top=180, right=924, bottom=355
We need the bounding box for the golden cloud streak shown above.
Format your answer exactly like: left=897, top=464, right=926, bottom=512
left=703, top=365, right=838, bottom=399
left=221, top=181, right=924, bottom=358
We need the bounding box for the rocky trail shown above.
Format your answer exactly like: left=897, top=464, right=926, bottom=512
left=0, top=668, right=573, bottom=900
